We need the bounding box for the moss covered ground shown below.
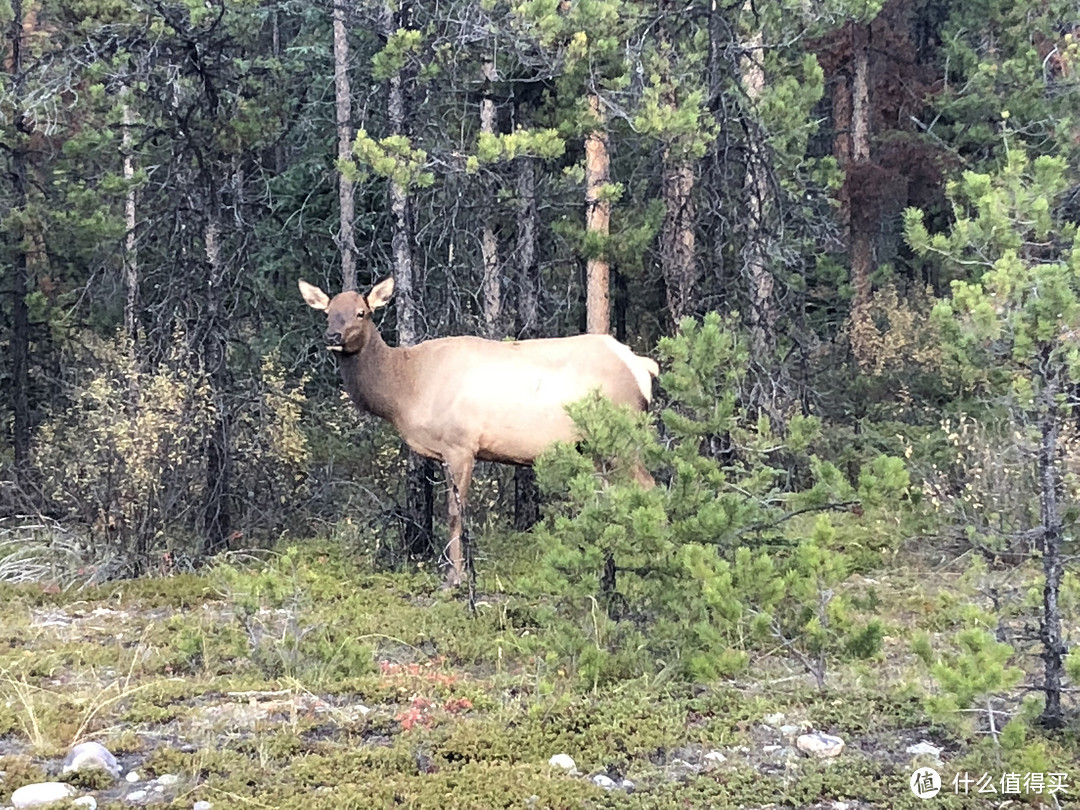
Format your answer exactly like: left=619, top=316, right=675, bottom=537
left=0, top=544, right=1075, bottom=809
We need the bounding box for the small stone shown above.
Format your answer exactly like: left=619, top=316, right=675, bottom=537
left=906, top=741, right=942, bottom=759
left=125, top=789, right=148, bottom=804
left=10, top=782, right=77, bottom=809
left=592, top=774, right=616, bottom=790
left=703, top=750, right=727, bottom=764
left=548, top=754, right=577, bottom=773
left=797, top=732, right=845, bottom=759
left=762, top=712, right=786, bottom=727
left=125, top=771, right=141, bottom=784
left=72, top=798, right=97, bottom=809
left=155, top=774, right=180, bottom=787
left=193, top=802, right=213, bottom=810
left=63, top=742, right=120, bottom=779
left=762, top=744, right=783, bottom=753
left=619, top=779, right=635, bottom=793
left=779, top=724, right=802, bottom=737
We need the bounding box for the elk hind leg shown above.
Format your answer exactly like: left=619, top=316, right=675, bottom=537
left=444, top=454, right=475, bottom=588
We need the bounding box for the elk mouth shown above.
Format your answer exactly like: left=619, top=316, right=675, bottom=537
left=326, top=345, right=343, bottom=352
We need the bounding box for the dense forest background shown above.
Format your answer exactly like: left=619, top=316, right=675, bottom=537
left=2, top=0, right=1079, bottom=733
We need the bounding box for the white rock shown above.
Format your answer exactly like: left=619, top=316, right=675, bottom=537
left=779, top=724, right=802, bottom=737
left=10, top=782, right=77, bottom=809
left=703, top=750, right=727, bottom=764
left=796, top=732, right=845, bottom=758
left=548, top=754, right=577, bottom=773
left=906, top=741, right=942, bottom=759
left=155, top=774, right=180, bottom=787
left=619, top=778, right=635, bottom=792
left=762, top=712, right=786, bottom=727
left=193, top=802, right=213, bottom=810
left=62, top=742, right=119, bottom=779
left=72, top=798, right=97, bottom=809
left=591, top=774, right=616, bottom=790
left=125, top=771, right=141, bottom=784
left=762, top=744, right=783, bottom=753
left=125, top=789, right=148, bottom=804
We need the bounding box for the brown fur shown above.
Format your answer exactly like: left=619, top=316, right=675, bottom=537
left=300, top=277, right=658, bottom=586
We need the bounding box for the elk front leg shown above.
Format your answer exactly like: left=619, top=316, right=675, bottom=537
left=444, top=454, right=475, bottom=588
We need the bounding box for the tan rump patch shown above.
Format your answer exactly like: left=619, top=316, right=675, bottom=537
left=602, top=336, right=658, bottom=404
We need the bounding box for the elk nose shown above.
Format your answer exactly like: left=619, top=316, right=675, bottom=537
left=325, top=330, right=343, bottom=346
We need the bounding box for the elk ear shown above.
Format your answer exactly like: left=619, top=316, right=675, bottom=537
left=298, top=279, right=330, bottom=311
left=367, top=277, right=395, bottom=310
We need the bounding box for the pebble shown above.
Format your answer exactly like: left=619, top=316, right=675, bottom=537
left=193, top=802, right=213, bottom=810
left=548, top=753, right=578, bottom=773
left=797, top=732, right=845, bottom=758
left=10, top=782, right=77, bottom=809
left=62, top=742, right=120, bottom=778
left=125, top=771, right=141, bottom=783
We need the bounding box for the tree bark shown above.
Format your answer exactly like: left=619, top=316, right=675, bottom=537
left=658, top=0, right=699, bottom=327
left=585, top=94, right=610, bottom=335
left=333, top=0, right=358, bottom=292
left=480, top=61, right=501, bottom=338
left=201, top=210, right=232, bottom=561
left=740, top=20, right=775, bottom=354
left=514, top=143, right=541, bottom=530
left=1037, top=368, right=1065, bottom=729
left=848, top=22, right=874, bottom=365
left=383, top=0, right=433, bottom=559
left=8, top=0, right=30, bottom=472
left=661, top=157, right=696, bottom=325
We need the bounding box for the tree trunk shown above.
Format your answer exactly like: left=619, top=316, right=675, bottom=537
left=661, top=157, right=696, bottom=325
left=201, top=210, right=232, bottom=561
left=384, top=0, right=433, bottom=559
left=848, top=22, right=874, bottom=365
left=740, top=21, right=775, bottom=354
left=8, top=0, right=30, bottom=472
left=585, top=94, right=610, bottom=335
left=514, top=145, right=541, bottom=530
left=658, top=0, right=699, bottom=327
left=333, top=0, right=358, bottom=292
left=1037, top=369, right=1065, bottom=729
left=480, top=61, right=501, bottom=338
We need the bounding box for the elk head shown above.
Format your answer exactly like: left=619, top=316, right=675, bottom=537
left=298, top=277, right=395, bottom=354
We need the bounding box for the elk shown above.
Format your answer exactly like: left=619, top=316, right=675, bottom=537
left=299, top=277, right=659, bottom=587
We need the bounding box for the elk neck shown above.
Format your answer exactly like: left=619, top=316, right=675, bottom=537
left=337, top=327, right=410, bottom=423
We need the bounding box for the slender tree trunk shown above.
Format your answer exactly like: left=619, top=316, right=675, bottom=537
left=201, top=209, right=232, bottom=561
left=740, top=20, right=775, bottom=354
left=480, top=61, right=501, bottom=337
left=333, top=0, right=358, bottom=291
left=514, top=146, right=541, bottom=530
left=383, top=0, right=433, bottom=559
left=8, top=0, right=30, bottom=472
left=1037, top=368, right=1065, bottom=729
left=122, top=98, right=139, bottom=346
left=658, top=0, right=699, bottom=326
left=661, top=158, right=696, bottom=325
left=585, top=94, right=610, bottom=335
left=848, top=22, right=874, bottom=364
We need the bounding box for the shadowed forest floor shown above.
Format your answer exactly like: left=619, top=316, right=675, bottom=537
left=0, top=544, right=1076, bottom=809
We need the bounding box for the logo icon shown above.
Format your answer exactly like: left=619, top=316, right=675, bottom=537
left=911, top=767, right=942, bottom=799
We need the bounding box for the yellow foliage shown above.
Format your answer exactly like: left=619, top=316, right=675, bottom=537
left=31, top=328, right=215, bottom=555
left=850, top=282, right=943, bottom=374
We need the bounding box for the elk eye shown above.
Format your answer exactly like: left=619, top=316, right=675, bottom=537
left=357, top=310, right=366, bottom=319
